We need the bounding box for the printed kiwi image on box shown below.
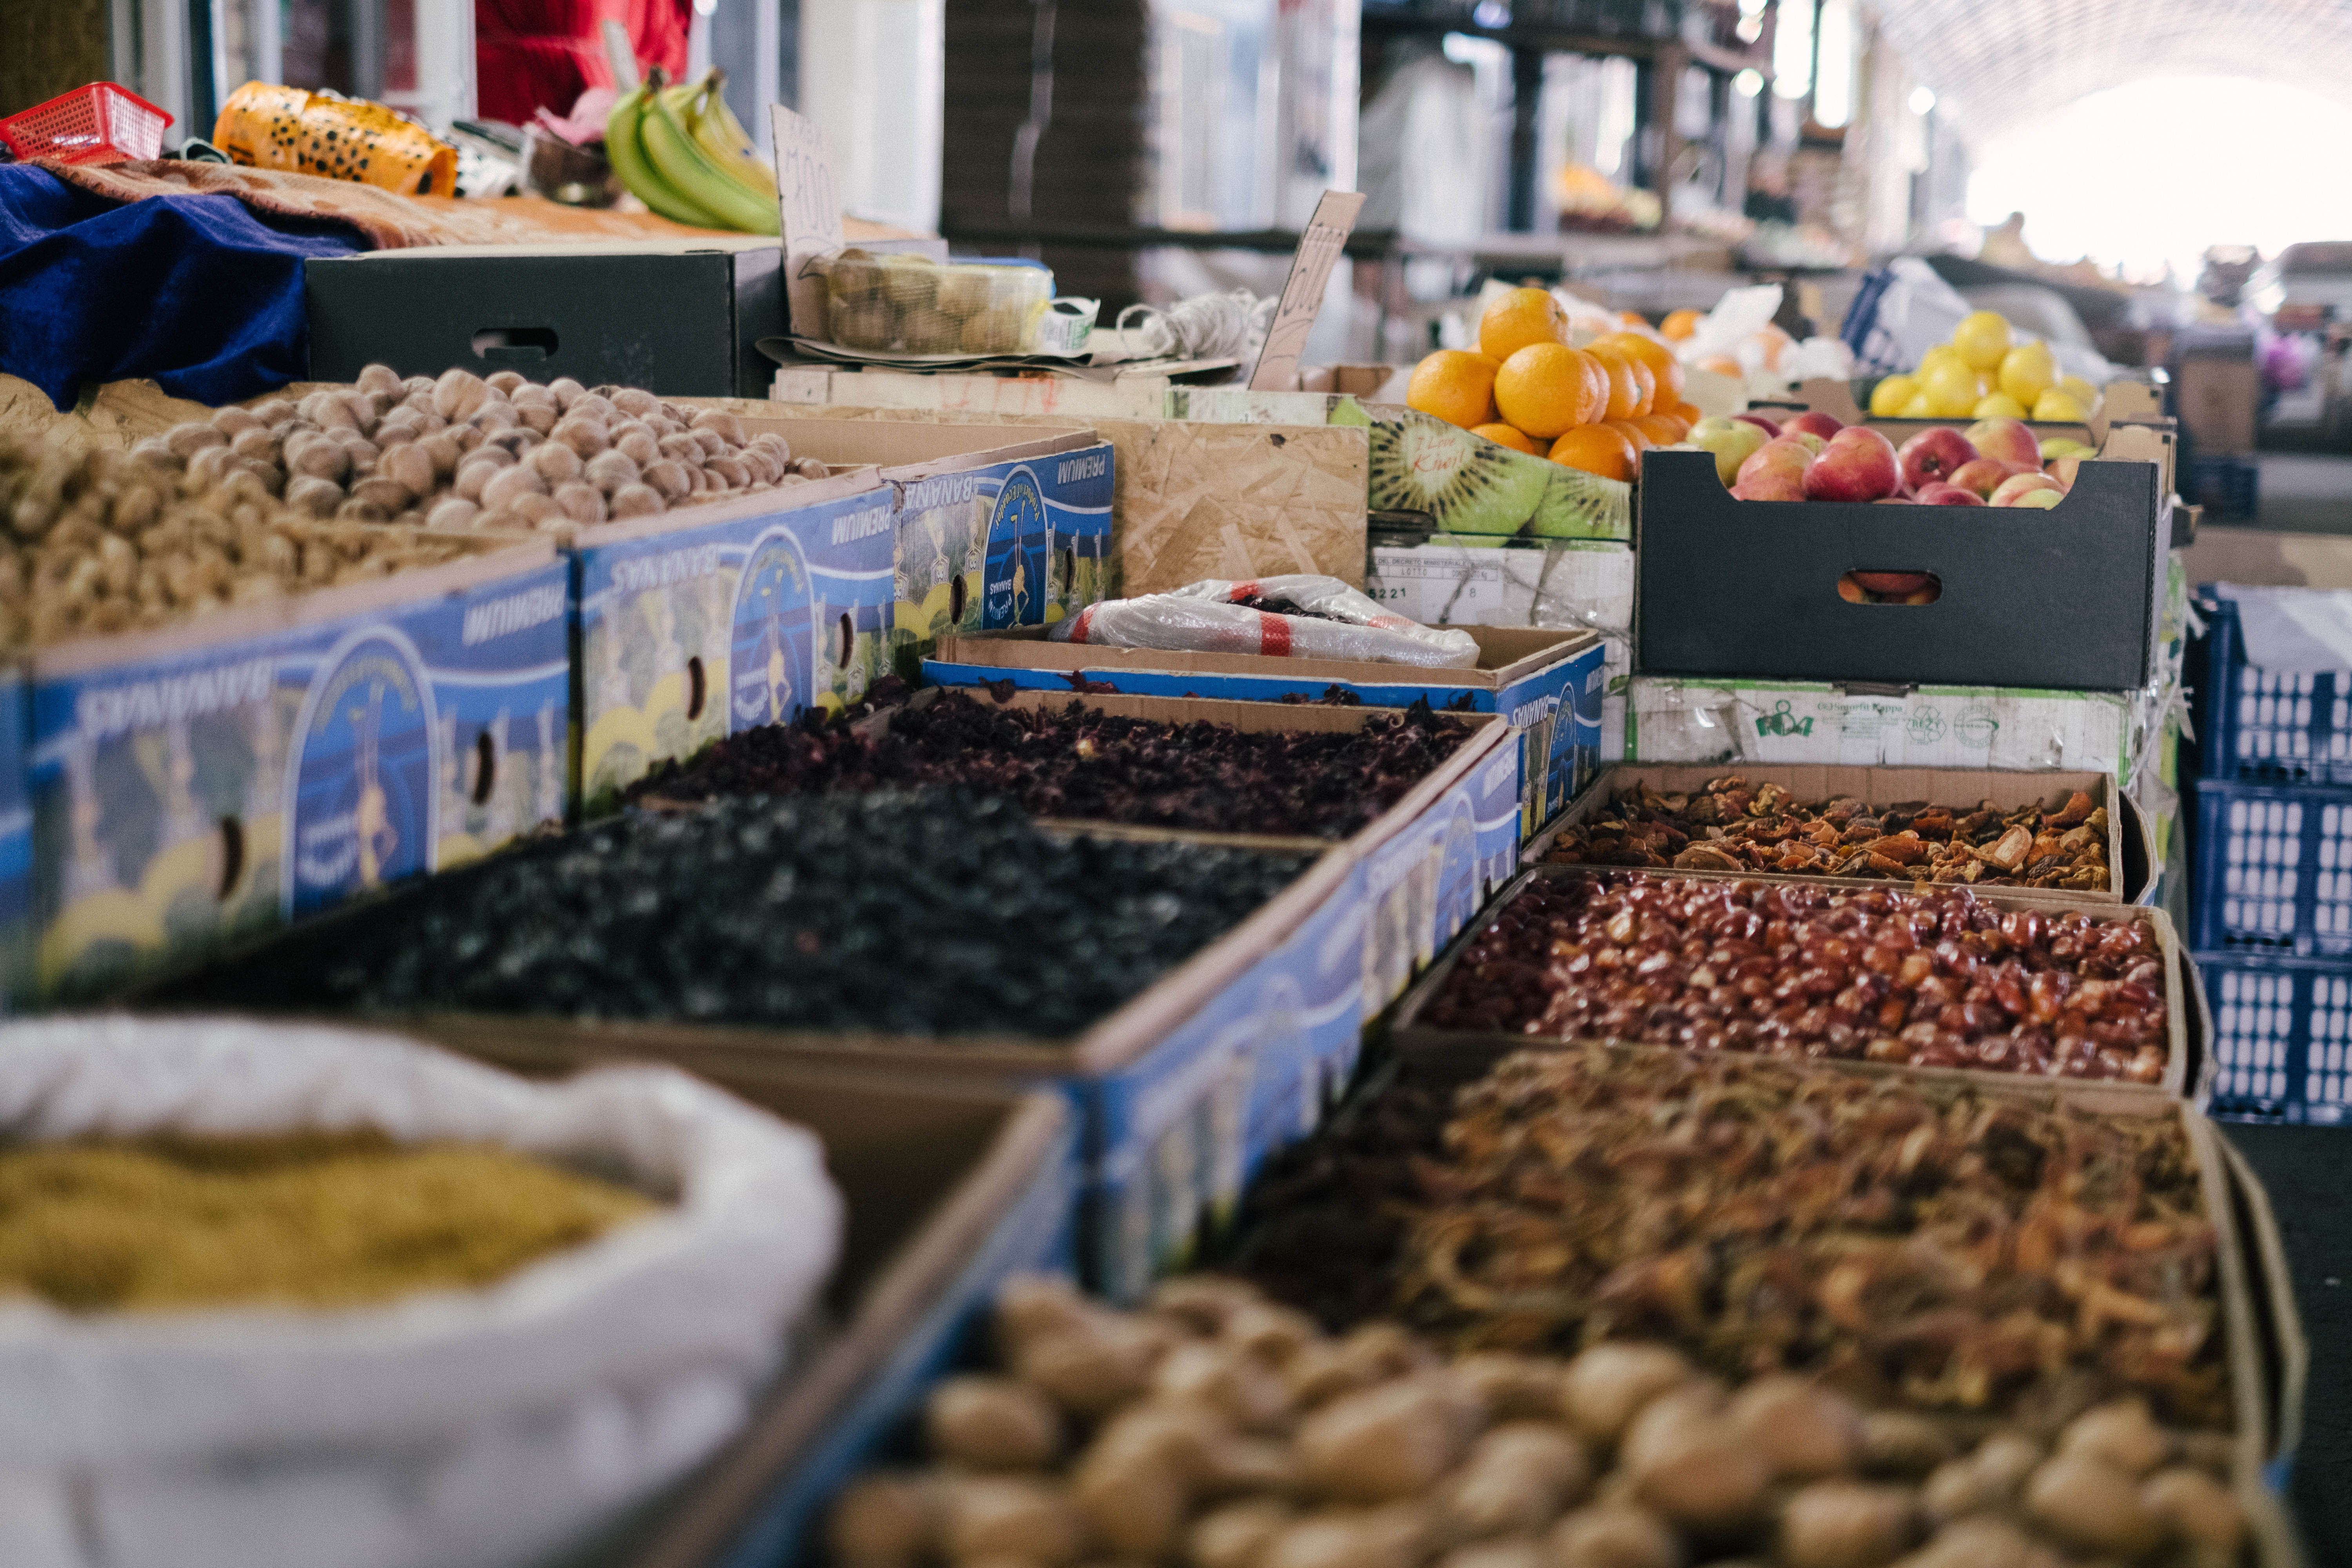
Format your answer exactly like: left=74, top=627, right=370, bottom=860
left=29, top=557, right=572, bottom=1000
left=892, top=445, right=1115, bottom=672
left=1362, top=405, right=1632, bottom=543
left=577, top=488, right=899, bottom=813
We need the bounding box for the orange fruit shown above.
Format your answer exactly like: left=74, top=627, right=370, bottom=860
left=1633, top=412, right=1690, bottom=446
left=1670, top=399, right=1705, bottom=425
left=1599, top=330, right=1686, bottom=406
left=1619, top=310, right=1648, bottom=327
left=1660, top=308, right=1704, bottom=341
left=1494, top=343, right=1606, bottom=440
left=1406, top=350, right=1501, bottom=429
left=1695, top=354, right=1742, bottom=377
left=1472, top=422, right=1539, bottom=454
left=1584, top=344, right=1654, bottom=420
left=1606, top=419, right=1653, bottom=453
left=1549, top=424, right=1637, bottom=482
left=1478, top=287, right=1569, bottom=363
left=1753, top=325, right=1793, bottom=371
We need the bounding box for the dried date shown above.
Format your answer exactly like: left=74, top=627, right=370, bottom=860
left=1545, top=774, right=2111, bottom=892
left=1422, top=872, right=2168, bottom=1083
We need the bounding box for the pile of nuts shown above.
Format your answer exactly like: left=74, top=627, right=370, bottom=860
left=1420, top=872, right=2169, bottom=1083
left=1232, top=1050, right=2226, bottom=1430
left=0, top=433, right=478, bottom=647
left=831, top=1274, right=2245, bottom=1568
left=131, top=365, right=833, bottom=534
left=1543, top=777, right=2112, bottom=893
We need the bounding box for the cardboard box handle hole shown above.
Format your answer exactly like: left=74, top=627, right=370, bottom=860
left=1839, top=571, right=1941, bottom=606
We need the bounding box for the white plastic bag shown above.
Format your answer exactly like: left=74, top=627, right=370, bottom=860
left=1053, top=573, right=1481, bottom=668
left=0, top=1016, right=843, bottom=1568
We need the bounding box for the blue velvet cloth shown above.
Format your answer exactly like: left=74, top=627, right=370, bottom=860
left=0, top=164, right=363, bottom=410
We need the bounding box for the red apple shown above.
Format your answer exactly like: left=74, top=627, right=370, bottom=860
left=1991, top=472, right=2063, bottom=506
left=1731, top=438, right=1813, bottom=501
left=1803, top=426, right=1901, bottom=501
left=1838, top=575, right=1871, bottom=602
left=1853, top=570, right=1933, bottom=594
left=1945, top=457, right=2017, bottom=499
left=1896, top=427, right=1977, bottom=495
left=2007, top=488, right=2065, bottom=510
left=2046, top=453, right=2089, bottom=489
left=1914, top=482, right=1985, bottom=505
left=1965, top=417, right=2042, bottom=470
left=1784, top=410, right=1846, bottom=441
left=1731, top=412, right=1782, bottom=439
left=1784, top=430, right=1828, bottom=457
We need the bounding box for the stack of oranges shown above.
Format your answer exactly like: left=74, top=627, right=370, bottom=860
left=1404, top=289, right=1704, bottom=482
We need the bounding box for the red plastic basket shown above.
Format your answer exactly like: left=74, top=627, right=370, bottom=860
left=0, top=83, right=173, bottom=166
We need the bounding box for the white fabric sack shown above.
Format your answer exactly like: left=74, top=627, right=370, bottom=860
left=0, top=1016, right=843, bottom=1568
left=1053, top=574, right=1480, bottom=669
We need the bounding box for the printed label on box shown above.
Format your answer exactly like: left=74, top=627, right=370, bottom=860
left=578, top=489, right=897, bottom=810
left=1629, top=677, right=2134, bottom=775
left=893, top=445, right=1115, bottom=668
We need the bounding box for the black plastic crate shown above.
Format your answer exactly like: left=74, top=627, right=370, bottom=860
left=2190, top=592, right=2352, bottom=785
left=2196, top=951, right=2352, bottom=1122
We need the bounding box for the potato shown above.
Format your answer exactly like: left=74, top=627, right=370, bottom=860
left=1073, top=1444, right=1190, bottom=1558
left=1777, top=1482, right=1917, bottom=1568
left=1854, top=1413, right=1954, bottom=1481
left=1446, top=1422, right=1591, bottom=1538
left=831, top=1475, right=946, bottom=1568
left=1543, top=1504, right=1679, bottom=1568
left=1725, top=1377, right=1861, bottom=1481
left=929, top=1376, right=1064, bottom=1472
left=2021, top=1454, right=2163, bottom=1559
left=1618, top=1389, right=1766, bottom=1534
left=1223, top=1303, right=1322, bottom=1367
left=1190, top=1499, right=1292, bottom=1568
left=2057, top=1401, right=2171, bottom=1478
left=1560, top=1346, right=1695, bottom=1450
left=1454, top=1356, right=1568, bottom=1423
left=1153, top=1341, right=1293, bottom=1434
left=1898, top=1515, right=2062, bottom=1568
left=2141, top=1466, right=2243, bottom=1549
left=1297, top=1375, right=1482, bottom=1504
left=1260, top=1512, right=1418, bottom=1568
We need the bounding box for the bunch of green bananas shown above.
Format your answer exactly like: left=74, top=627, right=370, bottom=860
left=605, top=68, right=780, bottom=234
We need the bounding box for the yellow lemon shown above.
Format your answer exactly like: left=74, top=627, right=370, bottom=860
left=1952, top=310, right=2013, bottom=372
left=1976, top=371, right=1998, bottom=399
left=2059, top=374, right=2099, bottom=408
left=1918, top=343, right=1964, bottom=374
left=2032, top=388, right=2087, bottom=422
left=1972, top=392, right=2029, bottom=419
left=1869, top=374, right=1921, bottom=417
left=1899, top=393, right=1935, bottom=418
left=1922, top=359, right=1981, bottom=418
left=1998, top=342, right=2056, bottom=406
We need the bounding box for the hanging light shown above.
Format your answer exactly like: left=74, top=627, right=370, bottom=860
left=1773, top=0, right=1815, bottom=100
left=1734, top=68, right=1764, bottom=98
left=1909, top=84, right=1937, bottom=115
left=1812, top=0, right=1854, bottom=127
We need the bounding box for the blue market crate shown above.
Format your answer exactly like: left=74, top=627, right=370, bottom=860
left=2191, top=592, right=2352, bottom=784
left=2185, top=454, right=2259, bottom=521
left=2189, top=779, right=2352, bottom=956
left=2196, top=951, right=2352, bottom=1123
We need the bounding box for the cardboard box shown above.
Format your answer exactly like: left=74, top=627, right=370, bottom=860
left=400, top=1032, right=1080, bottom=1568
left=2175, top=356, right=2262, bottom=456
left=30, top=541, right=571, bottom=999
left=925, top=624, right=1594, bottom=837
left=748, top=400, right=1369, bottom=597
left=573, top=417, right=1114, bottom=810
left=1635, top=444, right=2169, bottom=691
left=306, top=240, right=785, bottom=398
left=771, top=368, right=1634, bottom=548
left=1628, top=675, right=2141, bottom=776
left=1523, top=763, right=2143, bottom=903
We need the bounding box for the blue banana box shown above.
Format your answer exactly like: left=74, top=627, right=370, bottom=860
left=29, top=540, right=570, bottom=1001
left=723, top=414, right=1115, bottom=679
left=572, top=470, right=900, bottom=813
left=925, top=624, right=1599, bottom=836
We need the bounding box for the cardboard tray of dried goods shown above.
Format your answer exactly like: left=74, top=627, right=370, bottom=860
left=1339, top=1038, right=2305, bottom=1561
left=1522, top=764, right=2149, bottom=904
left=1385, top=862, right=2191, bottom=1097
left=403, top=1029, right=1080, bottom=1568
left=927, top=623, right=1607, bottom=835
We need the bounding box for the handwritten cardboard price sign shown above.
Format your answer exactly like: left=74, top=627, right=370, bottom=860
left=771, top=104, right=844, bottom=339
left=1247, top=190, right=1367, bottom=392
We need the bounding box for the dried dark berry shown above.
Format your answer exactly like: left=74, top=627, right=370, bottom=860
left=620, top=688, right=1473, bottom=840
left=158, top=792, right=1310, bottom=1038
